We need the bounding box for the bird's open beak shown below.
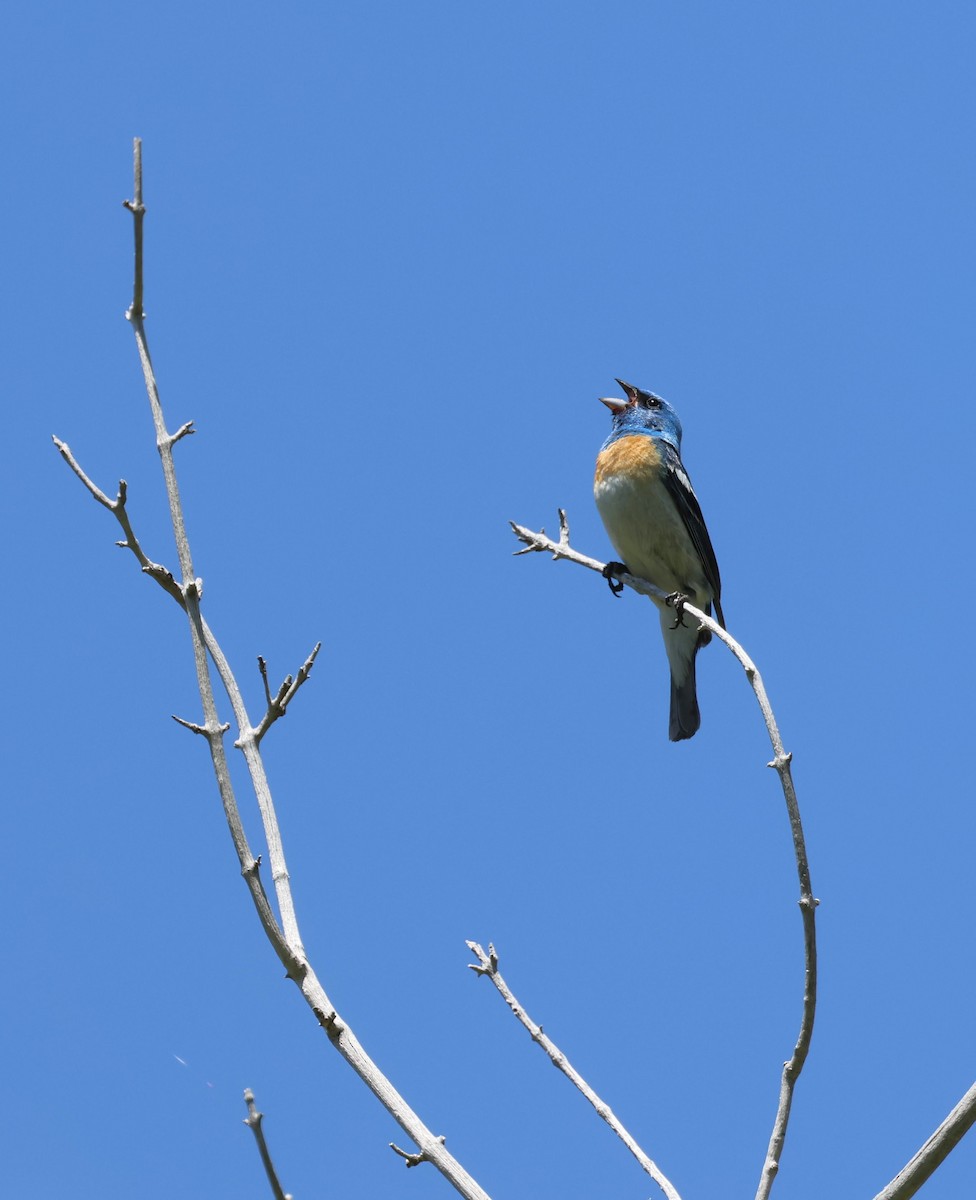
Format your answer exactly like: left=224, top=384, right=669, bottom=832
left=599, top=395, right=628, bottom=413
left=599, top=378, right=637, bottom=412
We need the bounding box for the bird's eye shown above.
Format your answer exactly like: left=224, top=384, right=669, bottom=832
left=642, top=394, right=661, bottom=409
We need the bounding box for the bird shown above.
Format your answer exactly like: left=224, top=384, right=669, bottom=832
left=593, top=379, right=724, bottom=741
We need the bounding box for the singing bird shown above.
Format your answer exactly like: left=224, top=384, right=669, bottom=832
left=594, top=380, right=724, bottom=741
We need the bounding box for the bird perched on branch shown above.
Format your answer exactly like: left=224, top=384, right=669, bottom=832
left=594, top=379, right=724, bottom=741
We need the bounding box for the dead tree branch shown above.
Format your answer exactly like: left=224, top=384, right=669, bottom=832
left=467, top=940, right=683, bottom=1200
left=872, top=1081, right=976, bottom=1200
left=55, top=138, right=491, bottom=1200
left=243, top=1089, right=292, bottom=1200
left=512, top=512, right=817, bottom=1200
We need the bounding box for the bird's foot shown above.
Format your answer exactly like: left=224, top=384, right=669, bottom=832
left=602, top=561, right=628, bottom=597
left=666, top=591, right=690, bottom=628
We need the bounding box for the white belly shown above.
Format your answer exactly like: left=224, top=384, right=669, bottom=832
left=594, top=469, right=711, bottom=606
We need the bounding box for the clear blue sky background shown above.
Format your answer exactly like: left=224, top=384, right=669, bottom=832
left=4, top=4, right=975, bottom=1198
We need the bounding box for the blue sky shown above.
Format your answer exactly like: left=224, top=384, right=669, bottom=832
left=5, top=3, right=976, bottom=1197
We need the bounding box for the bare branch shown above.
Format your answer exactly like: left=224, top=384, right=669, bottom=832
left=510, top=508, right=575, bottom=557
left=249, top=644, right=322, bottom=745
left=466, top=941, right=683, bottom=1200
left=391, top=1136, right=447, bottom=1168
left=283, top=643, right=321, bottom=707
left=52, top=435, right=119, bottom=512
left=168, top=419, right=196, bottom=447
left=243, top=1089, right=292, bottom=1200
left=52, top=436, right=184, bottom=606
left=872, top=1081, right=976, bottom=1200
left=511, top=513, right=818, bottom=1200
left=80, top=138, right=490, bottom=1200
left=511, top=512, right=672, bottom=604
left=55, top=417, right=310, bottom=973
left=121, top=135, right=144, bottom=319
left=172, top=716, right=206, bottom=735
left=257, top=656, right=274, bottom=708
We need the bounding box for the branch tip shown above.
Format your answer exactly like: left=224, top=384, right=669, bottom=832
left=242, top=1088, right=291, bottom=1200
left=390, top=1137, right=446, bottom=1169
left=169, top=420, right=196, bottom=446
left=257, top=655, right=273, bottom=706
left=172, top=714, right=207, bottom=735
left=171, top=714, right=230, bottom=737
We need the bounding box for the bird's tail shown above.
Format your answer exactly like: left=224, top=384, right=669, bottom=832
left=661, top=606, right=707, bottom=741
left=669, top=661, right=701, bottom=742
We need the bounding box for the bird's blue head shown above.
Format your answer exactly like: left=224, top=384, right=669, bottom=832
left=599, top=379, right=683, bottom=452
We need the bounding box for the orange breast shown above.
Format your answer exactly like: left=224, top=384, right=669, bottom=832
left=594, top=434, right=662, bottom=487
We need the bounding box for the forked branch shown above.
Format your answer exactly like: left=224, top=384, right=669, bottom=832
left=55, top=139, right=491, bottom=1200
left=252, top=646, right=322, bottom=744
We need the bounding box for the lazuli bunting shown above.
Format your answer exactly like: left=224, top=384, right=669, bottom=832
left=594, top=380, right=724, bottom=741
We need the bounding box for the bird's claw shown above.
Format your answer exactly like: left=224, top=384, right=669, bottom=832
left=666, top=591, right=690, bottom=628
left=602, top=561, right=628, bottom=597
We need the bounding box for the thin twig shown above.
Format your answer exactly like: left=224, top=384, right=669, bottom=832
left=251, top=644, right=322, bottom=744
left=512, top=512, right=817, bottom=1200
left=391, top=1135, right=447, bottom=1168
left=243, top=1089, right=292, bottom=1200
left=51, top=437, right=184, bottom=604
left=121, top=136, right=144, bottom=319
left=258, top=656, right=274, bottom=708
left=467, top=941, right=683, bottom=1200
left=172, top=714, right=228, bottom=737
left=872, top=1081, right=976, bottom=1200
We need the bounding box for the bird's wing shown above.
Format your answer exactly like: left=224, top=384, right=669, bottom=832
left=661, top=442, right=725, bottom=628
